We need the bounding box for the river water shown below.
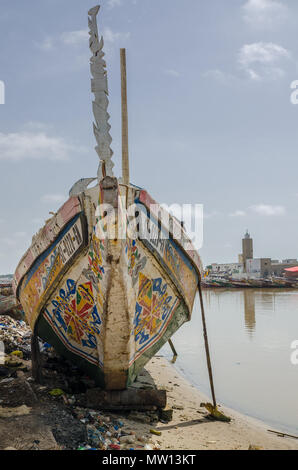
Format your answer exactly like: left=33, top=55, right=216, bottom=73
left=161, top=288, right=298, bottom=435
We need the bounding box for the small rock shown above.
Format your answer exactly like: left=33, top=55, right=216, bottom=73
left=1, top=377, right=15, bottom=384
left=160, top=406, right=173, bottom=422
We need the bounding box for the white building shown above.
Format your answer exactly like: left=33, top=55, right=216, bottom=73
left=246, top=258, right=271, bottom=278
left=211, top=263, right=244, bottom=275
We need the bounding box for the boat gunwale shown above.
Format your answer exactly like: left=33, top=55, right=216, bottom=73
left=136, top=190, right=202, bottom=281
left=14, top=212, right=89, bottom=316
left=13, top=196, right=82, bottom=296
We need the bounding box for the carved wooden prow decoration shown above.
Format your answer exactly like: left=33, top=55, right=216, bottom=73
left=88, top=5, right=114, bottom=181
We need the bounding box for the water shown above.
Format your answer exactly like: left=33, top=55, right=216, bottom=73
left=161, top=289, right=298, bottom=435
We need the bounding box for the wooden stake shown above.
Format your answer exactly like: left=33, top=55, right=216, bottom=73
left=168, top=338, right=178, bottom=363
left=31, top=330, right=43, bottom=384
left=120, top=48, right=130, bottom=186
left=198, top=281, right=217, bottom=408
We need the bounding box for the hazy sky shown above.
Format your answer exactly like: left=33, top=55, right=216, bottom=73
left=1, top=0, right=298, bottom=273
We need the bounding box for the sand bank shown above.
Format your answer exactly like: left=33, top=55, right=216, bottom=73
left=145, top=356, right=298, bottom=450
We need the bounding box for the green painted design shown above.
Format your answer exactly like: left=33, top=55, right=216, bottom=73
left=127, top=300, right=189, bottom=386
left=37, top=313, right=106, bottom=388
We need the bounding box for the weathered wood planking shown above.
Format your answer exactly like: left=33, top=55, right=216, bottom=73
left=14, top=180, right=202, bottom=389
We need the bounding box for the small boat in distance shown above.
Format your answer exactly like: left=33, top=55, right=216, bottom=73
left=13, top=5, right=202, bottom=390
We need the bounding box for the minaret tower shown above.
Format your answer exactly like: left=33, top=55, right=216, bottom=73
left=242, top=230, right=253, bottom=271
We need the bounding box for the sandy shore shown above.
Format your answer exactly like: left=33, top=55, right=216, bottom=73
left=0, top=314, right=297, bottom=451
left=145, top=356, right=298, bottom=450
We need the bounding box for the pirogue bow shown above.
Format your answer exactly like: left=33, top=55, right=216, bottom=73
left=13, top=5, right=202, bottom=390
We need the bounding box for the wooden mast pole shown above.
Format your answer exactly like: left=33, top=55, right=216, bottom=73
left=120, top=48, right=130, bottom=186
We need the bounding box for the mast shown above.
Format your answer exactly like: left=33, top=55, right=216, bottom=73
left=120, top=48, right=130, bottom=186
left=88, top=5, right=114, bottom=180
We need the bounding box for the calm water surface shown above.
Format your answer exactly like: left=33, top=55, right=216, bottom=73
left=162, top=289, right=298, bottom=434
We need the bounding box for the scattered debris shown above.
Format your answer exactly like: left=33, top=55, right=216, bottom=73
left=268, top=429, right=298, bottom=440
left=0, top=315, right=31, bottom=358
left=0, top=315, right=163, bottom=450
left=160, top=406, right=173, bottom=422
left=200, top=402, right=231, bottom=423
left=150, top=429, right=162, bottom=436
left=49, top=389, right=65, bottom=397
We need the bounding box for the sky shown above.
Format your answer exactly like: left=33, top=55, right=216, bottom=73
left=1, top=0, right=298, bottom=273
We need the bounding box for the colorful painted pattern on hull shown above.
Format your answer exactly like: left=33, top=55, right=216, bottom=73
left=19, top=214, right=86, bottom=329
left=125, top=237, right=184, bottom=368
left=127, top=300, right=188, bottom=385
left=135, top=199, right=199, bottom=312
left=43, top=277, right=102, bottom=367
left=41, top=231, right=106, bottom=368
left=131, top=271, right=180, bottom=364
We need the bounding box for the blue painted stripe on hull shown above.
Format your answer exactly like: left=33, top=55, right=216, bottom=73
left=24, top=214, right=81, bottom=287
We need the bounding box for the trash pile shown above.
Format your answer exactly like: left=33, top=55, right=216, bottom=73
left=71, top=408, right=158, bottom=450
left=0, top=283, right=23, bottom=319
left=0, top=315, right=165, bottom=451
left=0, top=287, right=13, bottom=297
left=0, top=315, right=31, bottom=358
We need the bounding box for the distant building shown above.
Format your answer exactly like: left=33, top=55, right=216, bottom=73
left=284, top=267, right=298, bottom=279
left=208, top=230, right=298, bottom=279
left=271, top=261, right=298, bottom=277
left=246, top=258, right=271, bottom=278
left=211, top=263, right=243, bottom=275
left=242, top=230, right=253, bottom=270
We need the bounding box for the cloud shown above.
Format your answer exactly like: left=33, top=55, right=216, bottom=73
left=243, top=0, right=288, bottom=30
left=238, top=42, right=291, bottom=81
left=39, top=27, right=130, bottom=51
left=60, top=30, right=89, bottom=46
left=250, top=204, right=285, bottom=216
left=0, top=130, right=82, bottom=162
left=41, top=194, right=66, bottom=204
left=38, top=36, right=55, bottom=51
left=164, top=69, right=181, bottom=78
left=103, top=27, right=130, bottom=44
left=107, top=0, right=122, bottom=8
left=229, top=210, right=246, bottom=217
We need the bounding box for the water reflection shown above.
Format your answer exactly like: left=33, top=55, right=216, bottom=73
left=258, top=291, right=275, bottom=312
left=243, top=290, right=256, bottom=336
left=162, top=288, right=298, bottom=434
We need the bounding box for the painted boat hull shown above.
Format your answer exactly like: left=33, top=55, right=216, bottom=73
left=14, top=178, right=201, bottom=389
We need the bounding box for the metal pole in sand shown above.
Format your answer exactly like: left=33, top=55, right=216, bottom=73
left=198, top=281, right=217, bottom=408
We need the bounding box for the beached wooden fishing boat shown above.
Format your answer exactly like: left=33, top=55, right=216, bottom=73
left=13, top=5, right=202, bottom=390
